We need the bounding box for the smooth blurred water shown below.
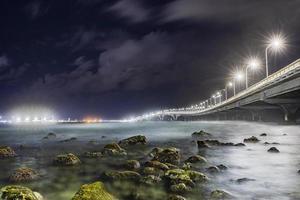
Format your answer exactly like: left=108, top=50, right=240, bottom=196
left=0, top=121, right=299, bottom=200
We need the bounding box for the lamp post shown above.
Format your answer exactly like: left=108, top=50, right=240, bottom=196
left=233, top=72, right=243, bottom=96
left=245, top=57, right=260, bottom=88
left=225, top=82, right=233, bottom=99
left=265, top=34, right=286, bottom=77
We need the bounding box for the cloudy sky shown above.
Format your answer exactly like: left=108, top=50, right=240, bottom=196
left=1, top=0, right=300, bottom=119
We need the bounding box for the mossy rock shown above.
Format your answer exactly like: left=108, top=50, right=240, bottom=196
left=153, top=148, right=180, bottom=165
left=140, top=175, right=162, bottom=185
left=0, top=185, right=43, bottom=200
left=148, top=147, right=163, bottom=157
left=170, top=183, right=192, bottom=194
left=185, top=155, right=207, bottom=164
left=125, top=160, right=140, bottom=170
left=118, top=135, right=147, bottom=147
left=0, top=146, right=16, bottom=159
left=9, top=167, right=39, bottom=182
left=143, top=167, right=164, bottom=176
left=102, top=143, right=127, bottom=156
left=72, top=181, right=116, bottom=200
left=210, top=189, right=233, bottom=199
left=165, top=169, right=208, bottom=187
left=192, top=130, right=212, bottom=137
left=145, top=160, right=169, bottom=171
left=168, top=194, right=186, bottom=200
left=104, top=171, right=141, bottom=181
left=53, top=153, right=81, bottom=166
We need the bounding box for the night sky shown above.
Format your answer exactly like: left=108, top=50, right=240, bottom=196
left=1, top=0, right=300, bottom=119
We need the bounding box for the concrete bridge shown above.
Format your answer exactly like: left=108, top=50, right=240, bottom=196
left=135, top=58, right=300, bottom=123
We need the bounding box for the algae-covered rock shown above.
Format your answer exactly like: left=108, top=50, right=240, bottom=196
left=165, top=169, right=208, bottom=187
left=140, top=175, right=162, bottom=185
left=185, top=170, right=208, bottom=182
left=0, top=185, right=43, bottom=200
left=142, top=167, right=164, bottom=176
left=192, top=130, right=212, bottom=137
left=53, top=153, right=81, bottom=166
left=170, top=183, right=192, bottom=194
left=118, top=135, right=147, bottom=147
left=148, top=147, right=163, bottom=158
left=185, top=155, right=207, bottom=164
left=9, top=167, right=39, bottom=182
left=145, top=160, right=169, bottom=171
left=102, top=143, right=127, bottom=156
left=125, top=160, right=140, bottom=170
left=72, top=181, right=116, bottom=200
left=104, top=171, right=141, bottom=181
left=0, top=146, right=16, bottom=159
left=207, top=166, right=220, bottom=173
left=243, top=136, right=259, bottom=143
left=210, top=189, right=233, bottom=199
left=153, top=147, right=180, bottom=165
left=168, top=194, right=186, bottom=200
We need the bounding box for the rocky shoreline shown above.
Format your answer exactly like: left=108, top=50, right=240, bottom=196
left=0, top=130, right=297, bottom=200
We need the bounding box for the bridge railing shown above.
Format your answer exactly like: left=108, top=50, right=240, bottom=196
left=164, top=58, right=300, bottom=115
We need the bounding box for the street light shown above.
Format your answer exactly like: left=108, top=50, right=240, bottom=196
left=245, top=57, right=260, bottom=88
left=225, top=82, right=233, bottom=100
left=265, top=34, right=286, bottom=77
left=233, top=71, right=243, bottom=95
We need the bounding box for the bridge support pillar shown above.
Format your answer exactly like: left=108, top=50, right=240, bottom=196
left=279, top=105, right=299, bottom=122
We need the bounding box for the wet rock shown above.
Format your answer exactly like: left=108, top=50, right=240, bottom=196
left=165, top=163, right=180, bottom=170
left=101, top=136, right=106, bottom=139
left=207, top=166, right=220, bottom=173
left=236, top=178, right=255, bottom=184
left=170, top=183, right=191, bottom=194
left=0, top=185, right=43, bottom=200
left=42, top=132, right=56, bottom=140
left=9, top=167, right=38, bottom=182
left=298, top=170, right=300, bottom=174
left=140, top=175, right=161, bottom=185
left=260, top=133, right=267, bottom=136
left=243, top=136, right=260, bottom=143
left=283, top=133, right=287, bottom=136
left=148, top=147, right=163, bottom=157
left=72, top=181, right=116, bottom=200
left=102, top=143, right=127, bottom=156
left=197, top=141, right=210, bottom=148
left=264, top=142, right=280, bottom=145
left=145, top=160, right=169, bottom=171
left=59, top=137, right=77, bottom=143
left=192, top=130, right=212, bottom=137
left=118, top=135, right=147, bottom=147
left=125, top=160, right=140, bottom=170
left=204, top=140, right=221, bottom=146
left=167, top=194, right=186, bottom=200
left=143, top=167, right=164, bottom=176
left=153, top=147, right=180, bottom=165
left=53, top=153, right=81, bottom=166
left=185, top=155, right=207, bottom=164
left=210, top=189, right=232, bottom=200
left=182, top=162, right=192, bottom=170
left=217, top=164, right=228, bottom=170
left=0, top=146, right=16, bottom=159
left=267, top=147, right=280, bottom=153
left=104, top=171, right=141, bottom=181
left=234, top=143, right=245, bottom=146
left=186, top=170, right=208, bottom=182
left=165, top=169, right=208, bottom=187
left=83, top=151, right=103, bottom=158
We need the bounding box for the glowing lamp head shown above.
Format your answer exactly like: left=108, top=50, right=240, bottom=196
left=234, top=72, right=243, bottom=81
left=227, top=82, right=233, bottom=87
left=267, top=34, right=286, bottom=52
left=247, top=57, right=260, bottom=69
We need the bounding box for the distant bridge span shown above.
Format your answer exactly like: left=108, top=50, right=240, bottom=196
left=137, top=58, right=300, bottom=122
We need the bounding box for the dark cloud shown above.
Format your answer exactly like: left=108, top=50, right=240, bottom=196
left=25, top=1, right=49, bottom=19
left=109, top=0, right=149, bottom=23
left=0, top=55, right=9, bottom=69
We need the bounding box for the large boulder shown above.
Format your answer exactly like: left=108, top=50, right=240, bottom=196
left=0, top=185, right=43, bottom=200
left=53, top=153, right=81, bottom=166
left=148, top=147, right=163, bottom=158
left=72, top=181, right=116, bottom=200
left=118, top=135, right=147, bottom=147
left=0, top=146, right=16, bottom=159
left=267, top=147, right=280, bottom=153
left=104, top=171, right=141, bottom=181
left=170, top=183, right=191, bottom=194
left=153, top=147, right=180, bottom=165
left=165, top=169, right=208, bottom=187
left=102, top=143, right=127, bottom=156
left=9, top=167, right=39, bottom=182
left=141, top=175, right=162, bottom=185
left=125, top=160, right=140, bottom=170
left=145, top=160, right=170, bottom=171
left=197, top=141, right=210, bottom=148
